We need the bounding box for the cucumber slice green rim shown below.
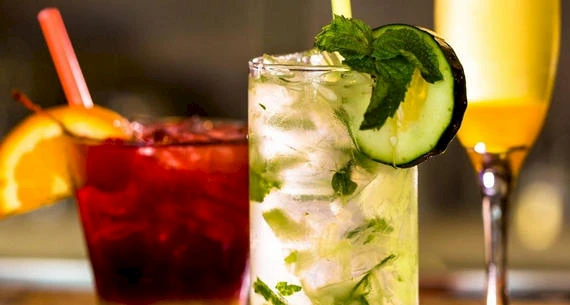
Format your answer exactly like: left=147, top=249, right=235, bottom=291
left=359, top=24, right=466, bottom=167
left=318, top=22, right=467, bottom=168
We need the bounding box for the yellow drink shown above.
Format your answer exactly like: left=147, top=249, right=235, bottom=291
left=458, top=100, right=548, bottom=152
left=435, top=0, right=560, bottom=174
left=459, top=99, right=548, bottom=175
left=435, top=2, right=560, bottom=304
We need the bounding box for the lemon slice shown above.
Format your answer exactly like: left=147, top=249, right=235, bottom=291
left=0, top=105, right=131, bottom=217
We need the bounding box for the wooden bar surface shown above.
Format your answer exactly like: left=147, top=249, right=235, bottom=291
left=0, top=287, right=568, bottom=305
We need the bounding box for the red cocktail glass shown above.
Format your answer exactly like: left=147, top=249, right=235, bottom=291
left=69, top=116, right=249, bottom=305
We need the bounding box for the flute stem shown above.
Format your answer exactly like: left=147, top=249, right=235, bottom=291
left=478, top=152, right=513, bottom=305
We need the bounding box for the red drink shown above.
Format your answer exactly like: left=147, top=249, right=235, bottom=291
left=71, top=117, right=249, bottom=305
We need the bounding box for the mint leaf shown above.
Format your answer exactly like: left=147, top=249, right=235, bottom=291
left=346, top=217, right=393, bottom=244
left=350, top=274, right=371, bottom=305
left=372, top=28, right=443, bottom=83
left=250, top=170, right=281, bottom=202
left=360, top=57, right=414, bottom=130
left=331, top=162, right=357, bottom=196
left=276, top=282, right=302, bottom=296
left=284, top=251, right=298, bottom=264
left=314, top=16, right=444, bottom=131
left=332, top=172, right=357, bottom=196
left=343, top=55, right=376, bottom=75
left=253, top=278, right=287, bottom=305
left=314, top=15, right=372, bottom=57
left=341, top=254, right=397, bottom=305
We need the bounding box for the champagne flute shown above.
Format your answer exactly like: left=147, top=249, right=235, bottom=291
left=434, top=0, right=560, bottom=304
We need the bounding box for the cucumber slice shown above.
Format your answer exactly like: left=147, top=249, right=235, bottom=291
left=342, top=24, right=467, bottom=167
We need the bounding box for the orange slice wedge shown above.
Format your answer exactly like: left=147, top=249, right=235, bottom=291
left=0, top=105, right=131, bottom=217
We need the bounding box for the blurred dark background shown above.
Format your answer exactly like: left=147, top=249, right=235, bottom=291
left=0, top=0, right=568, bottom=294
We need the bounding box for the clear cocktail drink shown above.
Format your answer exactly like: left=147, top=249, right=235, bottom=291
left=70, top=117, right=249, bottom=305
left=248, top=52, right=418, bottom=305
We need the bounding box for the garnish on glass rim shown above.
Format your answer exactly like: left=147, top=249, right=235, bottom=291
left=315, top=15, right=443, bottom=130
left=315, top=15, right=467, bottom=167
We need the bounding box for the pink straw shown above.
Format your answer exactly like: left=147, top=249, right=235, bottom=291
left=37, top=8, right=93, bottom=108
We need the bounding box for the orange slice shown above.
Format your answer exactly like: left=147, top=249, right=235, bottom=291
left=0, top=105, right=131, bottom=217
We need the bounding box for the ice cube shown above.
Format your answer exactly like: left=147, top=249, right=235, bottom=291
left=250, top=83, right=298, bottom=113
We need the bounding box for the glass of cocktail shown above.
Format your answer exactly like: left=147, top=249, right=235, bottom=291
left=247, top=12, right=467, bottom=305
left=435, top=1, right=560, bottom=304
left=67, top=116, right=249, bottom=305
left=0, top=8, right=250, bottom=305
left=0, top=99, right=250, bottom=305
left=248, top=54, right=418, bottom=304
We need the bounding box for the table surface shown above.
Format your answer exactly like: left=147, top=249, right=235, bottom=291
left=0, top=288, right=569, bottom=305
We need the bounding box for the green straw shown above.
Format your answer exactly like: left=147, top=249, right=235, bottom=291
left=331, top=0, right=352, bottom=18
left=324, top=0, right=352, bottom=65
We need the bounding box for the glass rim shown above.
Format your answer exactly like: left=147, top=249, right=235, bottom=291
left=66, top=116, right=247, bottom=147
left=249, top=54, right=350, bottom=72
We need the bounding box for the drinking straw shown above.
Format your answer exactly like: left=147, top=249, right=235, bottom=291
left=37, top=8, right=94, bottom=108
left=323, top=0, right=352, bottom=66
left=331, top=0, right=352, bottom=18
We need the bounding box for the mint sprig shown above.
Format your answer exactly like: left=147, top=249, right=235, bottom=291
left=314, top=17, right=373, bottom=59
left=250, top=170, right=281, bottom=202
left=345, top=254, right=397, bottom=304
left=253, top=278, right=302, bottom=304
left=276, top=281, right=302, bottom=296
left=315, top=15, right=443, bottom=130
left=331, top=161, right=357, bottom=196
left=253, top=278, right=287, bottom=305
left=346, top=217, right=394, bottom=244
